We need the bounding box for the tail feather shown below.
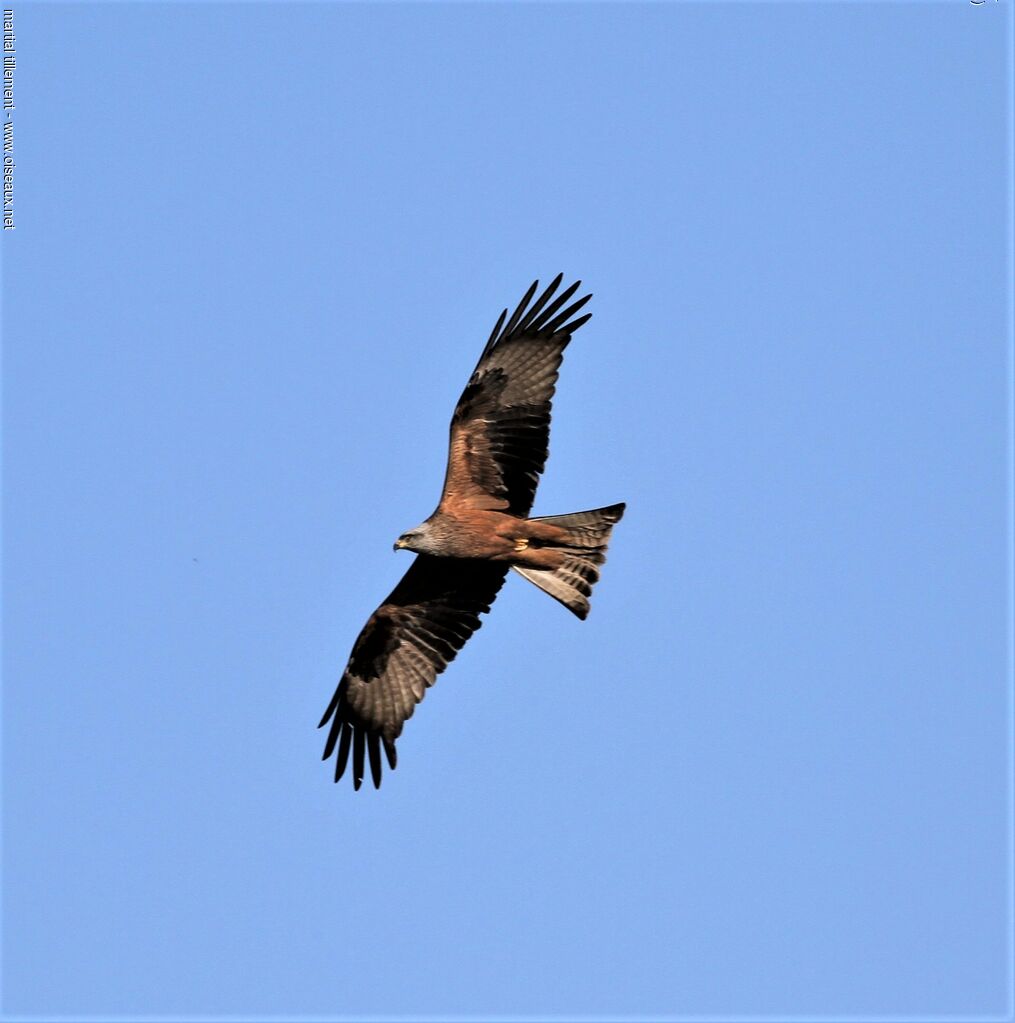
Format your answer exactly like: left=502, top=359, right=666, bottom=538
left=512, top=503, right=625, bottom=619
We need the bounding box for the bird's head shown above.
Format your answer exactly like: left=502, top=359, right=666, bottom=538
left=393, top=526, right=431, bottom=554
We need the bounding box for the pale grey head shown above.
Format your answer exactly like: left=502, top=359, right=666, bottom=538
left=393, top=515, right=460, bottom=556
left=393, top=521, right=438, bottom=555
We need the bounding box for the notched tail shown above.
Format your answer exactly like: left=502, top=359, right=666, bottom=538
left=512, top=502, right=625, bottom=620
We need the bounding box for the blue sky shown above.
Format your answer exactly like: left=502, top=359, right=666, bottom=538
left=2, top=2, right=1011, bottom=1018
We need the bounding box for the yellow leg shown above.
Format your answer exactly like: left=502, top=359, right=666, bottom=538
left=513, top=538, right=529, bottom=553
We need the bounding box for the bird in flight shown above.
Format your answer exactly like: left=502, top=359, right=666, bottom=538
left=319, top=275, right=625, bottom=789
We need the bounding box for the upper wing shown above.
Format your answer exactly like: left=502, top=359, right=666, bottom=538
left=319, top=554, right=509, bottom=789
left=439, top=275, right=593, bottom=517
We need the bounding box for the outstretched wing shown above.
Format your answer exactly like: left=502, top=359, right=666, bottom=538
left=319, top=555, right=509, bottom=789
left=440, top=275, right=592, bottom=517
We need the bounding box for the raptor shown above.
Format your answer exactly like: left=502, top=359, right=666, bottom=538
left=320, top=275, right=625, bottom=789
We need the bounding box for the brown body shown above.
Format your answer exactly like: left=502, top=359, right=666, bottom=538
left=403, top=509, right=573, bottom=567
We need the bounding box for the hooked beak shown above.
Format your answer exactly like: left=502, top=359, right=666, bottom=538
left=393, top=538, right=406, bottom=551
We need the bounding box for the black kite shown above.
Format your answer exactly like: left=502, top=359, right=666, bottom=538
left=320, top=276, right=625, bottom=789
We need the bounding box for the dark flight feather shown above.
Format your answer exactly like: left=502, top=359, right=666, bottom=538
left=516, top=272, right=564, bottom=333
left=477, top=308, right=508, bottom=368
left=500, top=278, right=540, bottom=340
left=526, top=278, right=581, bottom=333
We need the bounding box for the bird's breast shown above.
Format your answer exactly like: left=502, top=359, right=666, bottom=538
left=428, top=509, right=521, bottom=560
